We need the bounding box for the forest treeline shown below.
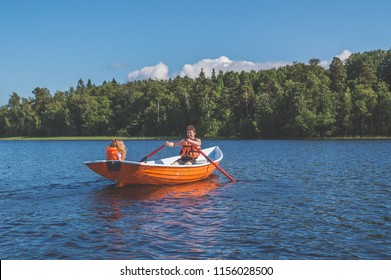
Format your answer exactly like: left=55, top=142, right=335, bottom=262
left=1, top=48, right=391, bottom=139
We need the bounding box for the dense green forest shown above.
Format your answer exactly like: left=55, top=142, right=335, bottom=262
left=1, top=48, right=391, bottom=139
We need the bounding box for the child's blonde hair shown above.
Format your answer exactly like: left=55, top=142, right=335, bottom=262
left=109, top=139, right=127, bottom=160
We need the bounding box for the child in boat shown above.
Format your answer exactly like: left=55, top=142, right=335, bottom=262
left=165, top=125, right=201, bottom=165
left=106, top=139, right=127, bottom=160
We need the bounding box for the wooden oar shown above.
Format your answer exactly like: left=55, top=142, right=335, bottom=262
left=187, top=140, right=236, bottom=182
left=139, top=144, right=166, bottom=162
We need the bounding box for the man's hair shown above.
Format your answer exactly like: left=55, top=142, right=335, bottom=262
left=186, top=125, right=196, bottom=132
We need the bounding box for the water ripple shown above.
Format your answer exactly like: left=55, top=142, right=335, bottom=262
left=1, top=140, right=390, bottom=259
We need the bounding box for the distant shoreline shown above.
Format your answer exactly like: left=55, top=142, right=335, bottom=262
left=1, top=136, right=391, bottom=141
left=0, top=136, right=172, bottom=141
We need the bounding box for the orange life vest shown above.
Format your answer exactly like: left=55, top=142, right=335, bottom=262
left=180, top=140, right=200, bottom=159
left=106, top=147, right=121, bottom=160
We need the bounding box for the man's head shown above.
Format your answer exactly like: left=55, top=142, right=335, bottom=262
left=186, top=125, right=196, bottom=139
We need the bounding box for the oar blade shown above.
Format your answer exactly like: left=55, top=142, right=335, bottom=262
left=188, top=141, right=236, bottom=182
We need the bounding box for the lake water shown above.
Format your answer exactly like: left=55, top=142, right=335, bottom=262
left=0, top=140, right=390, bottom=259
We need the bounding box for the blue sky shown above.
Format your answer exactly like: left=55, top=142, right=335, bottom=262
left=1, top=0, right=391, bottom=105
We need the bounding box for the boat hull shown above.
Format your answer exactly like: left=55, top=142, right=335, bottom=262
left=84, top=146, right=223, bottom=187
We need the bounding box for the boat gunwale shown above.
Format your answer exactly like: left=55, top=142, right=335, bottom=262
left=83, top=146, right=223, bottom=168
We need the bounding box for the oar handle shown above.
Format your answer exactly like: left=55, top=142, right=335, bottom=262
left=139, top=144, right=166, bottom=162
left=188, top=140, right=236, bottom=182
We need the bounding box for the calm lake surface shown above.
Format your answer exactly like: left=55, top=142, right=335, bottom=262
left=0, top=140, right=390, bottom=259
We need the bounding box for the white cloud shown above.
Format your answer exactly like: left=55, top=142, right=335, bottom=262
left=320, top=49, right=352, bottom=68
left=125, top=51, right=352, bottom=81
left=320, top=60, right=330, bottom=68
left=127, top=62, right=169, bottom=81
left=179, top=56, right=290, bottom=78
left=336, top=49, right=352, bottom=61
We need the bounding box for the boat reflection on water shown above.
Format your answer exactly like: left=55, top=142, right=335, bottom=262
left=144, top=174, right=222, bottom=200
left=93, top=175, right=223, bottom=221
left=101, top=174, right=222, bottom=201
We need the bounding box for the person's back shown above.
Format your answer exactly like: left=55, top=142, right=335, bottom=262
left=106, top=146, right=120, bottom=160
left=106, top=139, right=127, bottom=160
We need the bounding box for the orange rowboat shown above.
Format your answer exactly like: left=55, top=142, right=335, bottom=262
left=84, top=146, right=223, bottom=187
